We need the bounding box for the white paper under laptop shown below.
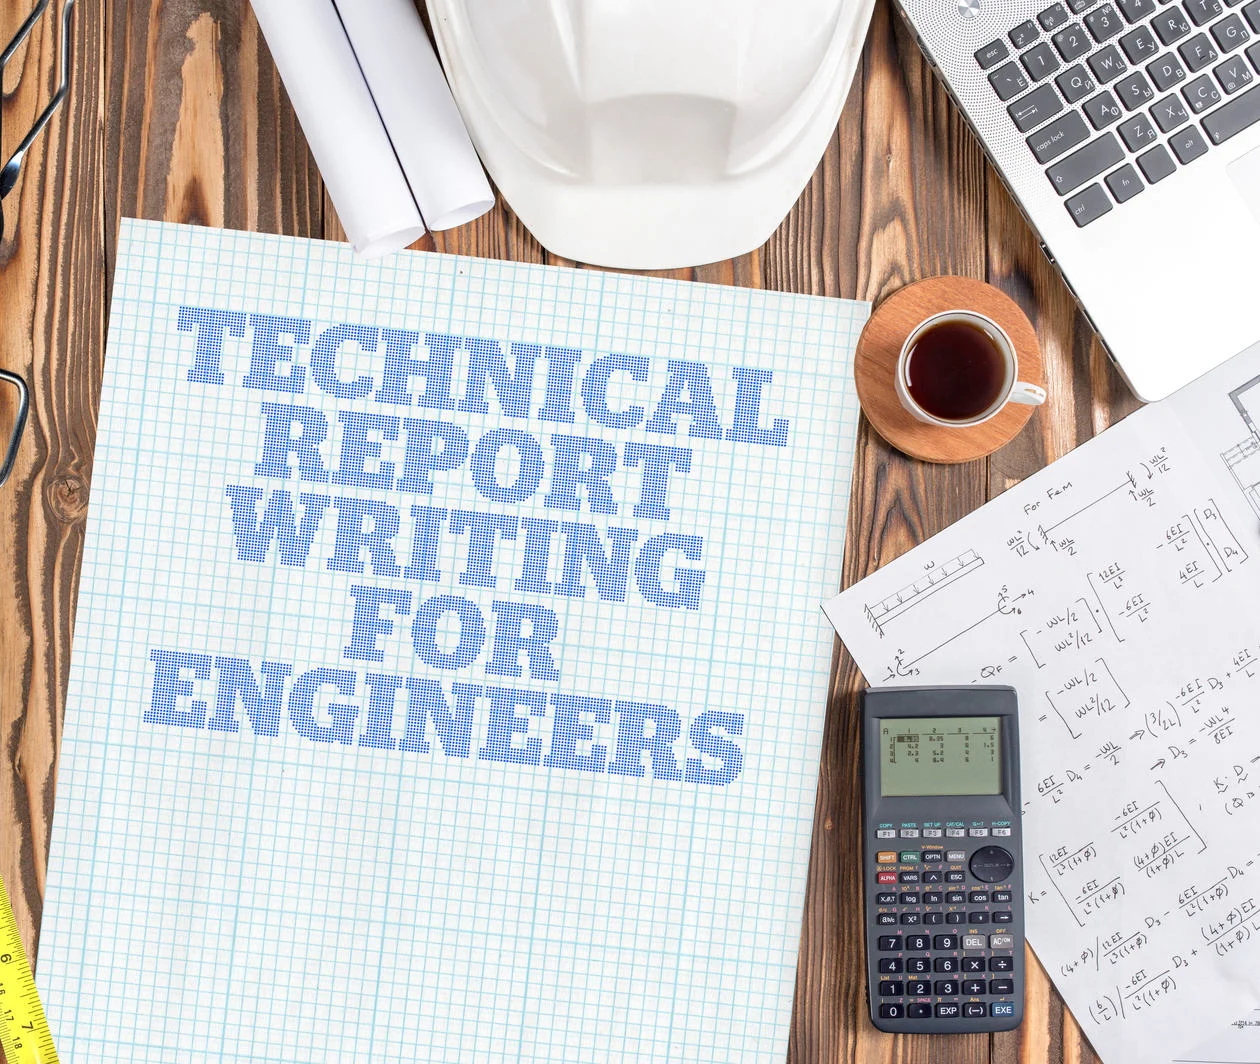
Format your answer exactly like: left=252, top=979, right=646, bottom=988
left=826, top=341, right=1260, bottom=1064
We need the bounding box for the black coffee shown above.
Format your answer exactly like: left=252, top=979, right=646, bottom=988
left=905, top=319, right=1007, bottom=422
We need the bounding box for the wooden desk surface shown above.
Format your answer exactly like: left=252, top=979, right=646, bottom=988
left=0, top=2, right=1141, bottom=1061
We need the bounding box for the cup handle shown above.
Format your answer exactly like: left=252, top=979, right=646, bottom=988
left=1009, top=381, right=1047, bottom=406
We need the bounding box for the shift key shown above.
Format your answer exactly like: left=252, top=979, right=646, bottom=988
left=1046, top=132, right=1125, bottom=193
left=1202, top=83, right=1260, bottom=144
left=1027, top=110, right=1090, bottom=162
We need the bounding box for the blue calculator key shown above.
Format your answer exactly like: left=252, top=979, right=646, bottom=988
left=992, top=1001, right=1016, bottom=1017
left=879, top=1003, right=905, bottom=1019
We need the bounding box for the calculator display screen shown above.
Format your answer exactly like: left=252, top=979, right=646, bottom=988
left=878, top=717, right=1002, bottom=796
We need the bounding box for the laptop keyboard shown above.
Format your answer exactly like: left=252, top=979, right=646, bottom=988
left=977, top=0, right=1260, bottom=225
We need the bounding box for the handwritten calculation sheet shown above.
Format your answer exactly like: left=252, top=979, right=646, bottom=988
left=826, top=341, right=1260, bottom=1064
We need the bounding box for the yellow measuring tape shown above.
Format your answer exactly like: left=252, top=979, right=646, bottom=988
left=0, top=875, right=58, bottom=1063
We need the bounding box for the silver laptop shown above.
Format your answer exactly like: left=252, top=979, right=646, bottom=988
left=897, top=0, right=1260, bottom=400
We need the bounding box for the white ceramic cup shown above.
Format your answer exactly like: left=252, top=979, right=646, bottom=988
left=895, top=310, right=1047, bottom=427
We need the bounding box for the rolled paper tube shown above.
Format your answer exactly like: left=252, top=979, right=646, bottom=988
left=250, top=0, right=427, bottom=257
left=335, top=0, right=494, bottom=231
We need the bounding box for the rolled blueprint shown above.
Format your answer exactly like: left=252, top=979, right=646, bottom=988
left=250, top=0, right=427, bottom=257
left=335, top=0, right=494, bottom=230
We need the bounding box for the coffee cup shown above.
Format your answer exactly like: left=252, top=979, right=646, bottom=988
left=895, top=310, right=1046, bottom=427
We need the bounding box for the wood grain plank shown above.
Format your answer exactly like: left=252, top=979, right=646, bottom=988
left=0, top=0, right=104, bottom=972
left=787, top=3, right=995, bottom=1062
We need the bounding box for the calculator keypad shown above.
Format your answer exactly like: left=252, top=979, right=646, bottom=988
left=869, top=822, right=1020, bottom=1024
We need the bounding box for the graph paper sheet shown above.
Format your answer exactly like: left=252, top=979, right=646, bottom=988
left=39, top=219, right=868, bottom=1063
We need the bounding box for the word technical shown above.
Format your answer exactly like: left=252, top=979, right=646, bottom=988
left=146, top=308, right=797, bottom=787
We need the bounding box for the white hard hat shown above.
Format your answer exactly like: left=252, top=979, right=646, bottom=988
left=426, top=0, right=876, bottom=269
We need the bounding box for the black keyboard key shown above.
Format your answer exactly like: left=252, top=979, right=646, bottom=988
left=1055, top=22, right=1094, bottom=58
left=993, top=910, right=1016, bottom=923
left=1216, top=53, right=1255, bottom=89
left=878, top=912, right=899, bottom=925
left=1203, top=80, right=1260, bottom=138
left=977, top=39, right=1012, bottom=67
left=1118, top=69, right=1157, bottom=103
left=1058, top=63, right=1099, bottom=98
left=936, top=1003, right=962, bottom=1019
left=990, top=61, right=1032, bottom=99
left=1122, top=25, right=1160, bottom=60
left=963, top=979, right=988, bottom=995
left=1012, top=19, right=1042, bottom=46
left=1107, top=162, right=1146, bottom=197
left=921, top=850, right=944, bottom=862
left=1155, top=7, right=1193, bottom=43
left=1149, top=52, right=1188, bottom=88
left=969, top=911, right=990, bottom=923
left=879, top=958, right=904, bottom=973
left=900, top=893, right=920, bottom=904
left=1066, top=183, right=1114, bottom=224
left=907, top=1002, right=932, bottom=1018
left=879, top=981, right=904, bottom=996
left=963, top=957, right=987, bottom=973
left=933, top=933, right=960, bottom=949
left=924, top=911, right=944, bottom=925
left=1042, top=1, right=1073, bottom=28
left=1180, top=32, right=1219, bottom=69
left=964, top=1002, right=987, bottom=1017
left=1186, top=0, right=1224, bottom=23
left=1087, top=3, right=1126, bottom=38
left=1213, top=12, right=1251, bottom=49
left=991, top=978, right=1016, bottom=994
left=934, top=956, right=960, bottom=972
left=923, top=891, right=944, bottom=904
left=1247, top=0, right=1260, bottom=29
left=907, top=979, right=932, bottom=996
left=946, top=891, right=966, bottom=903
left=899, top=871, right=921, bottom=883
left=1119, top=111, right=1159, bottom=145
left=945, top=870, right=966, bottom=882
left=1070, top=0, right=1099, bottom=11
left=1085, top=88, right=1126, bottom=123
left=1184, top=71, right=1223, bottom=108
left=900, top=912, right=922, bottom=924
left=990, top=956, right=1015, bottom=971
left=1119, top=0, right=1158, bottom=17
left=1047, top=132, right=1125, bottom=192
left=992, top=891, right=1013, bottom=903
left=1249, top=38, right=1260, bottom=67
left=922, top=870, right=943, bottom=884
left=935, top=980, right=961, bottom=995
left=1090, top=44, right=1129, bottom=79
left=1028, top=110, right=1091, bottom=159
left=905, top=934, right=930, bottom=950
left=969, top=892, right=990, bottom=904
left=907, top=957, right=930, bottom=973
left=945, top=911, right=966, bottom=923
left=1010, top=83, right=1066, bottom=129
left=876, top=891, right=898, bottom=905
left=878, top=936, right=903, bottom=951
left=1024, top=40, right=1064, bottom=78
left=879, top=1003, right=905, bottom=1020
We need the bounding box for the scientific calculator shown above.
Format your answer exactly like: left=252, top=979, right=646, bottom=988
left=863, top=686, right=1024, bottom=1033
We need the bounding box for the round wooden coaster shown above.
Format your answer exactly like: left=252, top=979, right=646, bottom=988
left=854, top=276, right=1045, bottom=464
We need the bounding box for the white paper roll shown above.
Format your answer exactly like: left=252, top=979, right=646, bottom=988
left=334, top=0, right=495, bottom=231
left=250, top=0, right=427, bottom=257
